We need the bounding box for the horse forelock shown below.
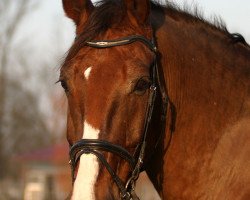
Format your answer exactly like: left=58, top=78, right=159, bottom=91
left=62, top=0, right=126, bottom=64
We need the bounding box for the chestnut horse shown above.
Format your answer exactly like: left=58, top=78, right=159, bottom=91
left=60, top=0, right=250, bottom=199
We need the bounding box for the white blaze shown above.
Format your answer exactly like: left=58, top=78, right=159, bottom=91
left=84, top=67, right=92, bottom=80
left=72, top=121, right=99, bottom=200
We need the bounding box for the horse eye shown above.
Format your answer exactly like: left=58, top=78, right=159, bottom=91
left=134, top=78, right=151, bottom=95
left=60, top=80, right=69, bottom=92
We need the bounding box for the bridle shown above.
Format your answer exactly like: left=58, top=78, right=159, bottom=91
left=69, top=35, right=168, bottom=199
left=69, top=35, right=168, bottom=200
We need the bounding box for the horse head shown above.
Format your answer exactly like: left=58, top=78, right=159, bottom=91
left=60, top=0, right=163, bottom=199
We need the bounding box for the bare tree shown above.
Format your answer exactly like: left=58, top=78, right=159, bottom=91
left=0, top=0, right=27, bottom=178
left=0, top=0, right=46, bottom=178
left=0, top=1, right=71, bottom=198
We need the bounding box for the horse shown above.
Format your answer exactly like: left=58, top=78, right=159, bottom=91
left=59, top=0, right=250, bottom=199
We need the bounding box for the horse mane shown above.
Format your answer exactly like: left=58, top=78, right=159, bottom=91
left=63, top=0, right=249, bottom=65
left=154, top=1, right=249, bottom=47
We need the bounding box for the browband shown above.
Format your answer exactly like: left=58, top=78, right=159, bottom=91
left=86, top=35, right=157, bottom=53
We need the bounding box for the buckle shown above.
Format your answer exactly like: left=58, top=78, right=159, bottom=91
left=150, top=85, right=157, bottom=91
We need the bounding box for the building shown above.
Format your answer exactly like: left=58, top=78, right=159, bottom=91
left=16, top=143, right=71, bottom=200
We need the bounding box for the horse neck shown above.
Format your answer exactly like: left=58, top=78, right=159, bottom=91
left=155, top=8, right=250, bottom=139
left=149, top=6, right=250, bottom=192
left=147, top=7, right=250, bottom=198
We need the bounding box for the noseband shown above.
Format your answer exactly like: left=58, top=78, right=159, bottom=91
left=69, top=35, right=168, bottom=200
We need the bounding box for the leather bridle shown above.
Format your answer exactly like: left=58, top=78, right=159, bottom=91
left=69, top=35, right=168, bottom=200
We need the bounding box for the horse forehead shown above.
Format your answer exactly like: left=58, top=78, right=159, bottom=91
left=79, top=45, right=151, bottom=85
left=84, top=60, right=126, bottom=82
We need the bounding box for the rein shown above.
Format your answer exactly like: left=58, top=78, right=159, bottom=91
left=69, top=35, right=168, bottom=200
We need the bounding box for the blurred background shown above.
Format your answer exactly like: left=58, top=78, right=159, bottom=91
left=0, top=0, right=249, bottom=199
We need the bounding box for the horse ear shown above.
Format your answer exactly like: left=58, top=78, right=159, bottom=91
left=62, top=0, right=94, bottom=25
left=125, top=0, right=150, bottom=25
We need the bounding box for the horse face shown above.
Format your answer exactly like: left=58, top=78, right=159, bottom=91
left=61, top=0, right=153, bottom=199
left=60, top=38, right=154, bottom=199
